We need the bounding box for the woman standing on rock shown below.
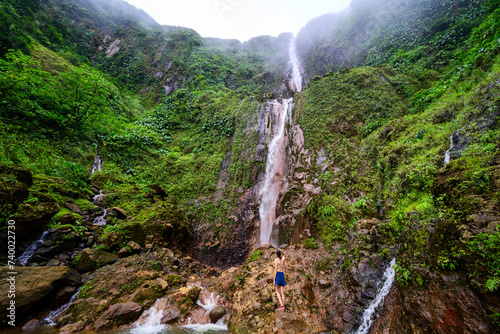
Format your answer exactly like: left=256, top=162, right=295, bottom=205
left=274, top=248, right=286, bottom=311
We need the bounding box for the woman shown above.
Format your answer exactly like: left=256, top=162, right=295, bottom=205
left=274, top=248, right=286, bottom=311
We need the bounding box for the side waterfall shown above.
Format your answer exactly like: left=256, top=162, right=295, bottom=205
left=356, top=258, right=397, bottom=334
left=17, top=231, right=49, bottom=266
left=44, top=288, right=81, bottom=326
left=259, top=36, right=303, bottom=246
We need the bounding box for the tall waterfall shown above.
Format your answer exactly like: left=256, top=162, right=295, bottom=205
left=259, top=36, right=303, bottom=246
left=289, top=37, right=303, bottom=93
left=259, top=99, right=292, bottom=246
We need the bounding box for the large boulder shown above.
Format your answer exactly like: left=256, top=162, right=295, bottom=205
left=0, top=266, right=81, bottom=324
left=76, top=248, right=118, bottom=273
left=14, top=202, right=60, bottom=235
left=93, top=302, right=142, bottom=330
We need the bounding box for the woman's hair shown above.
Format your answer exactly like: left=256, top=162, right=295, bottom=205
left=276, top=249, right=282, bottom=259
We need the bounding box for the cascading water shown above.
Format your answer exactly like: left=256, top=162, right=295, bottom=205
left=91, top=155, right=103, bottom=174
left=131, top=297, right=168, bottom=334
left=92, top=190, right=107, bottom=226
left=443, top=134, right=454, bottom=165
left=356, top=258, right=396, bottom=334
left=289, top=37, right=303, bottom=93
left=259, top=99, right=292, bottom=246
left=17, top=231, right=49, bottom=266
left=44, top=287, right=81, bottom=326
left=259, top=36, right=303, bottom=246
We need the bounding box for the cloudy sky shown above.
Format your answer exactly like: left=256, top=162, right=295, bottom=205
left=123, top=0, right=351, bottom=41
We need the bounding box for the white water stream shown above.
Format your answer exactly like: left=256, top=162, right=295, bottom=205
left=44, top=288, right=81, bottom=326
left=356, top=258, right=397, bottom=334
left=259, top=99, right=292, bottom=246
left=17, top=231, right=49, bottom=266
left=259, top=36, right=303, bottom=246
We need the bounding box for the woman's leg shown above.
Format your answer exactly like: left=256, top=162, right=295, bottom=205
left=275, top=284, right=284, bottom=307
left=280, top=286, right=285, bottom=307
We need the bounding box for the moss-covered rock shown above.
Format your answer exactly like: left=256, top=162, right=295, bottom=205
left=76, top=248, right=118, bottom=273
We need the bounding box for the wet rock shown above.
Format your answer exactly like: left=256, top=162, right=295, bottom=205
left=0, top=266, right=81, bottom=323
left=65, top=202, right=82, bottom=214
left=22, top=319, right=42, bottom=329
left=76, top=248, right=118, bottom=273
left=60, top=321, right=84, bottom=333
left=93, top=302, right=142, bottom=330
left=209, top=306, right=226, bottom=323
left=111, top=207, right=127, bottom=219
left=55, top=286, right=77, bottom=307
left=46, top=259, right=61, bottom=267
left=161, top=304, right=181, bottom=324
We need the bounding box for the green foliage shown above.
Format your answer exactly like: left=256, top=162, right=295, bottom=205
left=469, top=227, right=500, bottom=291
left=249, top=250, right=262, bottom=262
left=302, top=238, right=319, bottom=250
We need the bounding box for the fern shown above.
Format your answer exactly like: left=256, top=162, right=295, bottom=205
left=485, top=277, right=500, bottom=292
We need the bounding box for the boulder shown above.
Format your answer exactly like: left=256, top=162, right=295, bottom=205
left=65, top=202, right=82, bottom=214
left=93, top=302, right=142, bottom=330
left=354, top=218, right=380, bottom=232
left=60, top=321, right=84, bottom=333
left=22, top=319, right=42, bottom=330
left=209, top=307, right=226, bottom=323
left=111, top=207, right=127, bottom=219
left=76, top=248, right=118, bottom=273
left=0, top=266, right=81, bottom=323
left=15, top=202, right=60, bottom=235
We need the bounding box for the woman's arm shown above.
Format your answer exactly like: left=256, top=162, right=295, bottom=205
left=274, top=258, right=278, bottom=279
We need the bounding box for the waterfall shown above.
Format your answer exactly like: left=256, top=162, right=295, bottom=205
left=92, top=190, right=107, bottom=226
left=289, top=37, right=303, bottom=93
left=44, top=287, right=81, bottom=326
left=259, top=99, right=292, bottom=246
left=259, top=36, right=304, bottom=246
left=131, top=297, right=168, bottom=334
left=17, top=231, right=49, bottom=266
left=356, top=258, right=396, bottom=334
left=443, top=134, right=453, bottom=165
left=91, top=155, right=103, bottom=174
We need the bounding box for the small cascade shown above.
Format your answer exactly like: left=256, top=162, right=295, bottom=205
left=443, top=133, right=454, bottom=165
left=181, top=318, right=228, bottom=332
left=259, top=99, right=292, bottom=246
left=356, top=258, right=396, bottom=334
left=288, top=37, right=303, bottom=93
left=91, top=155, right=103, bottom=174
left=131, top=297, right=168, bottom=334
left=17, top=231, right=49, bottom=266
left=92, top=190, right=107, bottom=226
left=44, top=287, right=81, bottom=326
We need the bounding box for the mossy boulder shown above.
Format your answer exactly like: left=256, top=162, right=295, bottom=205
left=76, top=248, right=118, bottom=273
left=0, top=266, right=80, bottom=325
left=14, top=202, right=60, bottom=236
